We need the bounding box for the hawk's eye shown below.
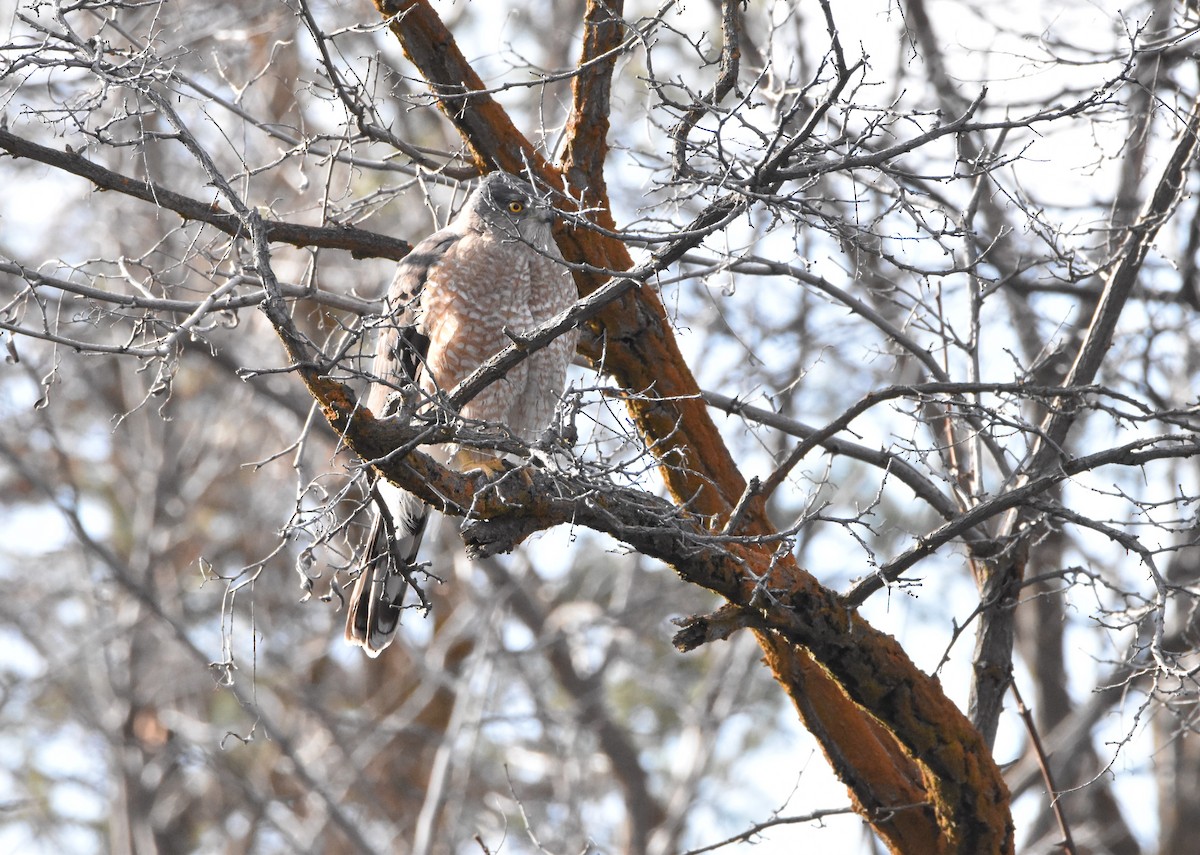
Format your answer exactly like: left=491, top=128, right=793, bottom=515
left=507, top=200, right=526, bottom=214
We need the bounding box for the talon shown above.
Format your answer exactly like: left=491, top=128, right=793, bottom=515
left=450, top=448, right=509, bottom=476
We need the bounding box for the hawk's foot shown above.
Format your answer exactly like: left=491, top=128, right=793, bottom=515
left=450, top=448, right=536, bottom=489
left=449, top=448, right=508, bottom=477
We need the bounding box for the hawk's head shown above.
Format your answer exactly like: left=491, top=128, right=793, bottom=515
left=468, top=172, right=557, bottom=244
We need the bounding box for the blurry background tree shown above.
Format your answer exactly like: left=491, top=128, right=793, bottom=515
left=2, top=0, right=1199, bottom=853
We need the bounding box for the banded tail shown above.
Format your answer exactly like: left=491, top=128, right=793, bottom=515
left=344, top=485, right=427, bottom=656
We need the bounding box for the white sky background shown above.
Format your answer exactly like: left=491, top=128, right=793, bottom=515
left=0, top=0, right=1192, bottom=851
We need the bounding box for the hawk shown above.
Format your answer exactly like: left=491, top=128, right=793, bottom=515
left=345, top=172, right=578, bottom=657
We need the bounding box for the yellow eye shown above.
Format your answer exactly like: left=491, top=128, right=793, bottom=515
left=507, top=200, right=526, bottom=214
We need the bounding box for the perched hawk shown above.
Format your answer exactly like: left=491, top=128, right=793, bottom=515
left=345, top=172, right=578, bottom=657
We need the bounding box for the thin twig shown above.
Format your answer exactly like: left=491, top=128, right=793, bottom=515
left=1011, top=682, right=1078, bottom=855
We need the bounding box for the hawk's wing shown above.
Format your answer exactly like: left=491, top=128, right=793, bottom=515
left=365, top=230, right=459, bottom=417
left=346, top=228, right=459, bottom=657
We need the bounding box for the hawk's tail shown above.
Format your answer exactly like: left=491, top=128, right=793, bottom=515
left=344, top=490, right=428, bottom=657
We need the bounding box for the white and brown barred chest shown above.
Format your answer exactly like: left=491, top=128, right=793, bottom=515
left=418, top=229, right=577, bottom=438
